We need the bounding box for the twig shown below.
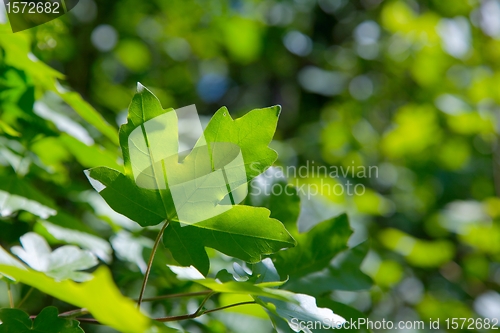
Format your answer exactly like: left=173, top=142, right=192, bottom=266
left=16, top=287, right=34, bottom=308
left=203, top=301, right=257, bottom=315
left=137, top=220, right=170, bottom=308
left=75, top=318, right=100, bottom=324
left=7, top=283, right=14, bottom=308
left=155, top=301, right=257, bottom=322
left=54, top=301, right=258, bottom=326
left=193, top=292, right=216, bottom=316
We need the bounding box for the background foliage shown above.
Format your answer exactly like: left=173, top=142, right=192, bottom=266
left=1, top=0, right=500, bottom=332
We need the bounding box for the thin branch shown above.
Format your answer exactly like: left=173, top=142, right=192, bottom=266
left=155, top=301, right=257, bottom=322
left=16, top=287, right=34, bottom=308
left=137, top=220, right=170, bottom=308
left=203, top=301, right=257, bottom=315
left=193, top=292, right=216, bottom=316
left=7, top=283, right=14, bottom=308
left=75, top=318, right=100, bottom=325
left=140, top=290, right=212, bottom=302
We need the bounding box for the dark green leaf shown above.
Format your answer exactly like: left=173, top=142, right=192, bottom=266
left=285, top=242, right=373, bottom=295
left=164, top=206, right=296, bottom=276
left=86, top=166, right=172, bottom=227
left=163, top=206, right=295, bottom=275
left=272, top=214, right=352, bottom=279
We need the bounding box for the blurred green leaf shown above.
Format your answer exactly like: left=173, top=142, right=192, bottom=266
left=0, top=306, right=84, bottom=333
left=35, top=221, right=113, bottom=264
left=0, top=176, right=57, bottom=219
left=11, top=232, right=98, bottom=282
left=0, top=248, right=152, bottom=333
left=285, top=242, right=372, bottom=295
left=272, top=214, right=352, bottom=279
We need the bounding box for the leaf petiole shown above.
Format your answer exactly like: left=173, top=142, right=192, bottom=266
left=137, top=220, right=170, bottom=308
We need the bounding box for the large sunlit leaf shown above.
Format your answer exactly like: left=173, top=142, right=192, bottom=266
left=163, top=206, right=295, bottom=276
left=0, top=307, right=83, bottom=333
left=85, top=85, right=294, bottom=274
left=11, top=233, right=98, bottom=282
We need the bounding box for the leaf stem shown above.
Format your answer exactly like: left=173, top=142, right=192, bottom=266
left=7, top=283, right=14, bottom=308
left=72, top=301, right=258, bottom=325
left=16, top=287, right=34, bottom=308
left=137, top=220, right=170, bottom=308
left=155, top=301, right=257, bottom=322
left=203, top=301, right=257, bottom=315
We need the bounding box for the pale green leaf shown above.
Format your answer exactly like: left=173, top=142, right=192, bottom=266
left=0, top=249, right=151, bottom=333
left=0, top=176, right=57, bottom=219
left=11, top=233, right=98, bottom=282
left=36, top=221, right=113, bottom=264
left=110, top=230, right=153, bottom=273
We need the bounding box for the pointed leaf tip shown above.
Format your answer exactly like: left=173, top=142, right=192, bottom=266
left=274, top=105, right=282, bottom=116
left=137, top=82, right=144, bottom=93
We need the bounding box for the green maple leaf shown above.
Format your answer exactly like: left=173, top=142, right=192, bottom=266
left=0, top=307, right=83, bottom=333
left=86, top=84, right=295, bottom=274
